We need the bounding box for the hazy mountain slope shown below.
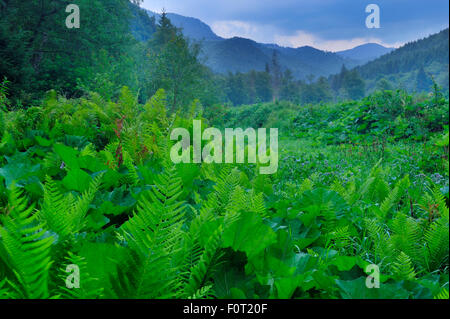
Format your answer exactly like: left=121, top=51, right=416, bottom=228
left=200, top=37, right=270, bottom=74
left=145, top=10, right=360, bottom=79
left=355, top=28, right=449, bottom=92
left=200, top=39, right=361, bottom=79
left=146, top=10, right=221, bottom=41
left=269, top=45, right=359, bottom=79
left=337, top=43, right=393, bottom=64
left=143, top=10, right=447, bottom=85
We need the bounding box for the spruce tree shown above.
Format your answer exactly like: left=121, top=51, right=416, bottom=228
left=416, top=66, right=433, bottom=92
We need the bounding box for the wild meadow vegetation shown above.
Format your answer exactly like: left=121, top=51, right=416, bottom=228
left=0, top=1, right=449, bottom=299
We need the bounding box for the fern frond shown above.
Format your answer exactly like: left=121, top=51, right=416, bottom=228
left=423, top=215, right=449, bottom=271
left=181, top=229, right=223, bottom=298
left=80, top=143, right=97, bottom=158
left=0, top=278, right=16, bottom=299
left=0, top=186, right=54, bottom=298
left=369, top=174, right=391, bottom=203
left=117, top=165, right=186, bottom=298
left=40, top=174, right=102, bottom=237
left=248, top=190, right=268, bottom=218
left=377, top=175, right=410, bottom=220
left=331, top=179, right=350, bottom=203
left=390, top=213, right=422, bottom=267
left=364, top=218, right=393, bottom=263
left=299, top=178, right=314, bottom=194
left=123, top=150, right=140, bottom=186
left=57, top=252, right=103, bottom=299
left=187, top=285, right=214, bottom=299
left=434, top=288, right=449, bottom=299
left=350, top=176, right=375, bottom=205
left=392, top=252, right=416, bottom=281
left=327, top=225, right=351, bottom=251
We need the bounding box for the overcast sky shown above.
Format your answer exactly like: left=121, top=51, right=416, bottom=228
left=141, top=0, right=449, bottom=51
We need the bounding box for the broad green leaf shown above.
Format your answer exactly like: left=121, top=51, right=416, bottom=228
left=222, top=212, right=277, bottom=258
left=62, top=168, right=93, bottom=192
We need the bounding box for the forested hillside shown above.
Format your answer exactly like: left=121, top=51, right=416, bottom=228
left=0, top=0, right=220, bottom=109
left=0, top=0, right=146, bottom=102
left=355, top=29, right=449, bottom=93
left=144, top=10, right=395, bottom=80
left=200, top=39, right=361, bottom=80
left=222, top=29, right=450, bottom=105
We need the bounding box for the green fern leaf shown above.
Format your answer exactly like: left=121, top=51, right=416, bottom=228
left=0, top=186, right=54, bottom=298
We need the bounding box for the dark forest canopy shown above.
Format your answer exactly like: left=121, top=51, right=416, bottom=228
left=0, top=0, right=137, bottom=100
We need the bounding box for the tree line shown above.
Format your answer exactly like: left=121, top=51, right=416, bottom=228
left=220, top=60, right=367, bottom=106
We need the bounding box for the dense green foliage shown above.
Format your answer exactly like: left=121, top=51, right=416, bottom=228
left=0, top=0, right=139, bottom=103
left=0, top=1, right=219, bottom=110
left=0, top=81, right=448, bottom=299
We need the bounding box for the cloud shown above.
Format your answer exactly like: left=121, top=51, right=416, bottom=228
left=211, top=21, right=280, bottom=43
left=275, top=31, right=404, bottom=51
left=211, top=21, right=403, bottom=51
left=142, top=0, right=448, bottom=51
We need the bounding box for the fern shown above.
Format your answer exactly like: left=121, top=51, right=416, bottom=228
left=299, top=178, right=314, bottom=194
left=0, top=186, right=54, bottom=298
left=434, top=288, right=449, bottom=299
left=80, top=143, right=97, bottom=158
left=364, top=218, right=393, bottom=264
left=369, top=173, right=391, bottom=203
left=247, top=190, right=268, bottom=218
left=123, top=150, right=140, bottom=186
left=376, top=175, right=410, bottom=220
left=390, top=213, right=422, bottom=267
left=57, top=252, right=103, bottom=299
left=423, top=215, right=449, bottom=271
left=180, top=229, right=223, bottom=298
left=39, top=174, right=102, bottom=238
left=330, top=179, right=350, bottom=203
left=392, top=252, right=416, bottom=281
left=207, top=166, right=242, bottom=215
left=0, top=278, right=16, bottom=299
left=0, top=109, right=5, bottom=141
left=327, top=225, right=351, bottom=251
left=419, top=186, right=450, bottom=271
left=351, top=176, right=375, bottom=205
left=115, top=164, right=186, bottom=298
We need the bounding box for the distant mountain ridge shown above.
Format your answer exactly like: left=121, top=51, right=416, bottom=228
left=145, top=10, right=392, bottom=80
left=337, top=43, right=394, bottom=64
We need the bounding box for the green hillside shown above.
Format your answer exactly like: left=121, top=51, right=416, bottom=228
left=355, top=29, right=449, bottom=93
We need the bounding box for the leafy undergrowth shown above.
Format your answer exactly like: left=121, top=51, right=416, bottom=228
left=0, top=88, right=448, bottom=299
